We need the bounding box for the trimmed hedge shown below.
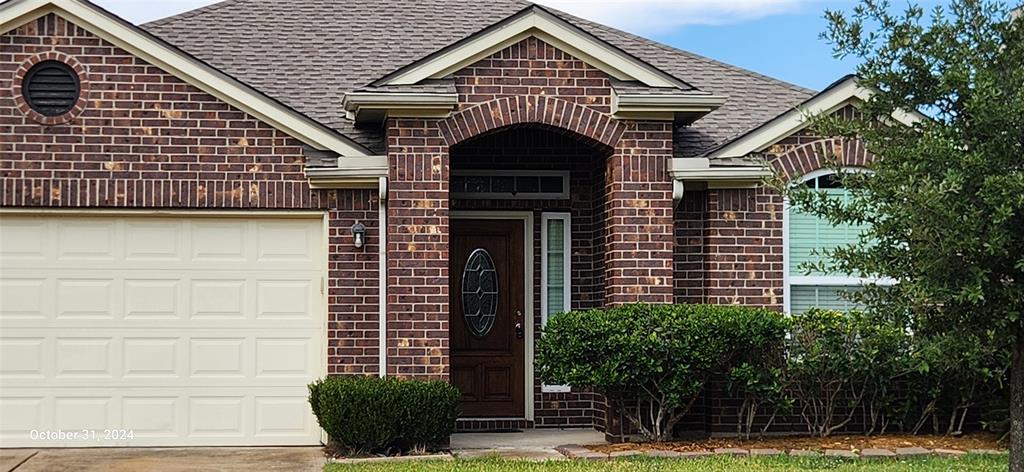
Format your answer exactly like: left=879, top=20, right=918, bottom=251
left=308, top=376, right=460, bottom=455
left=535, top=303, right=788, bottom=441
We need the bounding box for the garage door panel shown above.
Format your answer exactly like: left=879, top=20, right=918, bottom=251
left=256, top=221, right=318, bottom=263
left=1, top=330, right=321, bottom=388
left=1, top=388, right=317, bottom=447
left=0, top=337, right=47, bottom=379
left=55, top=278, right=117, bottom=320
left=125, top=220, right=183, bottom=261
left=57, top=220, right=118, bottom=261
left=124, top=279, right=182, bottom=320
left=55, top=337, right=115, bottom=378
left=0, top=274, right=321, bottom=328
left=0, top=219, right=49, bottom=260
left=0, top=215, right=325, bottom=447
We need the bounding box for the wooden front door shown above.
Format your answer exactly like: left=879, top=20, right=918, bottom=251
left=450, top=218, right=525, bottom=418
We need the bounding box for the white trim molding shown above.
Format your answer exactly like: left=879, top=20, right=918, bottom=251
left=0, top=0, right=371, bottom=157
left=669, top=158, right=771, bottom=198
left=612, top=90, right=726, bottom=122
left=540, top=212, right=572, bottom=394
left=709, top=75, right=925, bottom=159
left=449, top=211, right=536, bottom=421
left=305, top=156, right=389, bottom=189
left=342, top=91, right=458, bottom=123
left=374, top=5, right=689, bottom=89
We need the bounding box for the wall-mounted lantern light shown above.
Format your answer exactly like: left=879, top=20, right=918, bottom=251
left=351, top=222, right=366, bottom=249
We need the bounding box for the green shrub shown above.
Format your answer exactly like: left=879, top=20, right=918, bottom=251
left=308, top=376, right=460, bottom=455
left=785, top=308, right=911, bottom=437
left=535, top=303, right=788, bottom=441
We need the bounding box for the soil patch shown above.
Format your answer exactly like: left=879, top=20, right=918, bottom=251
left=591, top=433, right=1003, bottom=453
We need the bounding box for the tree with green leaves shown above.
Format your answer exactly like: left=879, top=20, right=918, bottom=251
left=782, top=0, right=1022, bottom=466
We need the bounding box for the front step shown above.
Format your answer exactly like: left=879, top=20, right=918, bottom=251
left=455, top=418, right=532, bottom=432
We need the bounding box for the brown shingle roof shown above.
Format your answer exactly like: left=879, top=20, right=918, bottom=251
left=143, top=0, right=815, bottom=156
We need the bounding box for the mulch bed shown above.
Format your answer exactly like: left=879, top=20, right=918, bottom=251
left=590, top=433, right=1003, bottom=454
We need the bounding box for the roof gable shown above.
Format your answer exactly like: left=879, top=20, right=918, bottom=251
left=373, top=5, right=692, bottom=90
left=0, top=0, right=372, bottom=157
left=707, top=75, right=924, bottom=159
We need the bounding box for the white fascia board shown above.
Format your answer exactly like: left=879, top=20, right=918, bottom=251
left=614, top=93, right=727, bottom=108
left=0, top=0, right=371, bottom=157
left=612, top=91, right=726, bottom=120
left=669, top=158, right=769, bottom=181
left=305, top=156, right=388, bottom=189
left=342, top=92, right=459, bottom=109
left=379, top=8, right=687, bottom=89
left=709, top=77, right=925, bottom=159
left=342, top=92, right=458, bottom=120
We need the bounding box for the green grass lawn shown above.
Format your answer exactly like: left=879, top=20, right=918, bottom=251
left=325, top=454, right=1008, bottom=471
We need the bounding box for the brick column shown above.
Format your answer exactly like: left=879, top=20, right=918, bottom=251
left=603, top=121, right=675, bottom=306
left=386, top=118, right=449, bottom=379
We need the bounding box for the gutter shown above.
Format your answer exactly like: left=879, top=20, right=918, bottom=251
left=378, top=176, right=388, bottom=378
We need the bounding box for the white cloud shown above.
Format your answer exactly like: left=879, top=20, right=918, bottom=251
left=534, top=0, right=821, bottom=33
left=92, top=0, right=220, bottom=24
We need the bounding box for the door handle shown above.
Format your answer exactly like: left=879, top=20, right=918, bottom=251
left=514, top=310, right=524, bottom=339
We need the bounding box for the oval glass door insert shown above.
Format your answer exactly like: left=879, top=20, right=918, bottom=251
left=462, top=248, right=498, bottom=337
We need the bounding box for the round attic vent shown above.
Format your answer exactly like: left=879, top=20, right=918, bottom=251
left=21, top=60, right=81, bottom=117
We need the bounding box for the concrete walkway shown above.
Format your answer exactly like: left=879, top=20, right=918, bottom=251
left=0, top=429, right=606, bottom=470
left=451, top=428, right=607, bottom=461
left=1, top=447, right=326, bottom=472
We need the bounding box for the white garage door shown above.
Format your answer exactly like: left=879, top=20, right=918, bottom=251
left=0, top=213, right=326, bottom=447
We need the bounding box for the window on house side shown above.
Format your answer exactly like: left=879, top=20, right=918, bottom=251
left=786, top=171, right=871, bottom=314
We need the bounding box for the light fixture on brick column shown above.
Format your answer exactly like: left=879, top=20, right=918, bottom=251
left=351, top=221, right=366, bottom=249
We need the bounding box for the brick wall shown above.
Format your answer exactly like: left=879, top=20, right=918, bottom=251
left=604, top=121, right=675, bottom=305
left=1, top=13, right=381, bottom=376
left=385, top=117, right=449, bottom=378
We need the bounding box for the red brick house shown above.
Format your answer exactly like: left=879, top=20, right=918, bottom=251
left=0, top=0, right=920, bottom=447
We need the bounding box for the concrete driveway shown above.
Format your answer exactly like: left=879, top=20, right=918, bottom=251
left=1, top=447, right=326, bottom=472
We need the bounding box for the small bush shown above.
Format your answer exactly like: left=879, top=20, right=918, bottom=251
left=535, top=303, right=788, bottom=441
left=308, top=376, right=460, bottom=455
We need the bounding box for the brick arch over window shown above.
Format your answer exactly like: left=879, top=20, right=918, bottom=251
left=438, top=96, right=627, bottom=148
left=771, top=138, right=874, bottom=181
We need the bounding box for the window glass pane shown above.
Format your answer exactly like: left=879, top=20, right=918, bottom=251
left=790, top=285, right=863, bottom=314
left=491, top=176, right=515, bottom=193
left=539, top=176, right=563, bottom=193
left=465, top=176, right=488, bottom=193
left=789, top=184, right=869, bottom=275
left=516, top=176, right=540, bottom=193
left=545, top=219, right=566, bottom=317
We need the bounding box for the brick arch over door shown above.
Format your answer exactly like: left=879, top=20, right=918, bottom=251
left=438, top=96, right=627, bottom=148
left=771, top=138, right=874, bottom=181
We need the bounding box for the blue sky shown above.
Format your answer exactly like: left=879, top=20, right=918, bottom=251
left=91, top=0, right=941, bottom=91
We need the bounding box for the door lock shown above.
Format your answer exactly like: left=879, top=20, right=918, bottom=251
left=514, top=310, right=524, bottom=339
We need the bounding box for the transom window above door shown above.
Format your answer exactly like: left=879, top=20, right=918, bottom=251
left=451, top=171, right=569, bottom=199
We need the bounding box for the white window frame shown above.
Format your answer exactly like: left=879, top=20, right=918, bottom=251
left=540, top=212, right=572, bottom=393
left=451, top=170, right=570, bottom=200
left=783, top=167, right=890, bottom=314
